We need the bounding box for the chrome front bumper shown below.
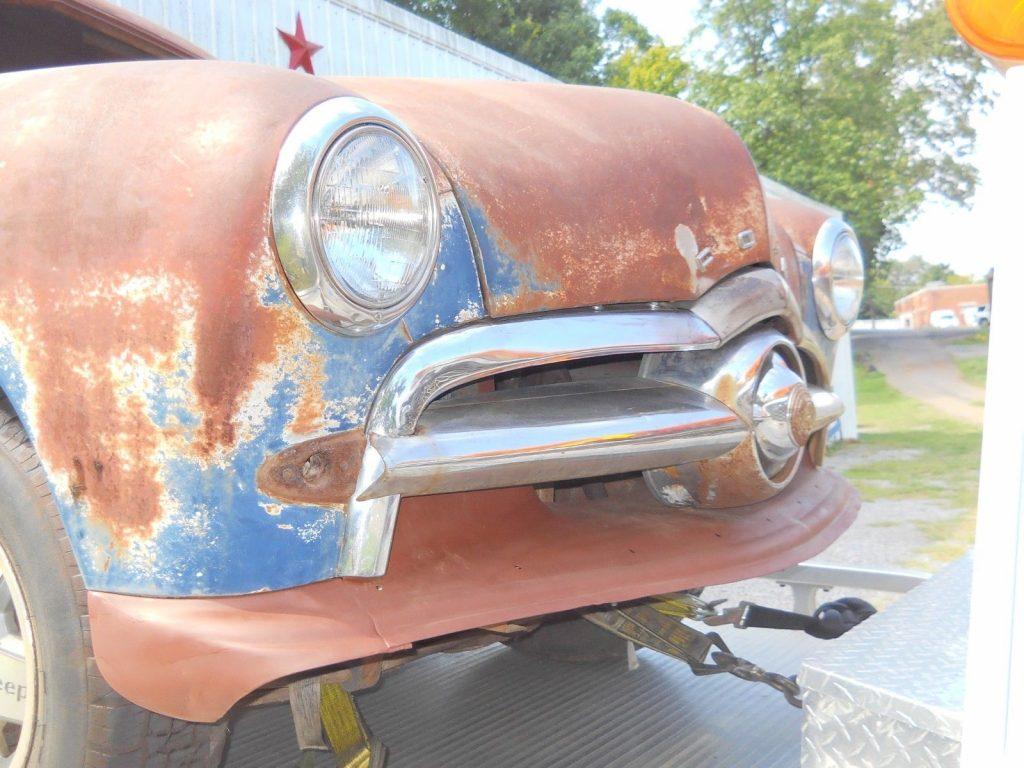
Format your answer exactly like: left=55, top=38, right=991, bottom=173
left=341, top=268, right=841, bottom=577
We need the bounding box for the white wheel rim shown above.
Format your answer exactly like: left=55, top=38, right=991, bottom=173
left=0, top=543, right=34, bottom=768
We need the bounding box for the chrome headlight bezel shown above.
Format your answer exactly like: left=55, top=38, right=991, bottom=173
left=811, top=217, right=864, bottom=340
left=271, top=97, right=441, bottom=336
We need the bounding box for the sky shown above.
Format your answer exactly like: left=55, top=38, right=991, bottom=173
left=597, top=0, right=1003, bottom=279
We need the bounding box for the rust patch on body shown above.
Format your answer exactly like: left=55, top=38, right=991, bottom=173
left=189, top=272, right=316, bottom=458
left=0, top=62, right=350, bottom=543
left=335, top=79, right=774, bottom=316
left=257, top=429, right=365, bottom=505
left=765, top=210, right=804, bottom=300
left=288, top=351, right=331, bottom=437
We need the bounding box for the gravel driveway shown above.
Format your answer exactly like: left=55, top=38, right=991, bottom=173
left=853, top=330, right=985, bottom=426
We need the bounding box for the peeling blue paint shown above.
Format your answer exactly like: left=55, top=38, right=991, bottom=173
left=403, top=196, right=487, bottom=339
left=457, top=194, right=560, bottom=311
left=0, top=191, right=488, bottom=597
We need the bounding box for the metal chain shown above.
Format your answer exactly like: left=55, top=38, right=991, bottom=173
left=710, top=651, right=803, bottom=708
left=595, top=595, right=806, bottom=709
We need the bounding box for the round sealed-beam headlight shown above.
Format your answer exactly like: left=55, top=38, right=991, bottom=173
left=811, top=218, right=864, bottom=340
left=271, top=98, right=440, bottom=335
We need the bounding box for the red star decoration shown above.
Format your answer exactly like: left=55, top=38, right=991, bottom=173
left=277, top=13, right=322, bottom=74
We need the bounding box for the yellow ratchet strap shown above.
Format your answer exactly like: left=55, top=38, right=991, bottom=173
left=320, top=683, right=386, bottom=768
left=649, top=592, right=706, bottom=620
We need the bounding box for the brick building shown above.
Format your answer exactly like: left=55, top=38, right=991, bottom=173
left=895, top=283, right=990, bottom=328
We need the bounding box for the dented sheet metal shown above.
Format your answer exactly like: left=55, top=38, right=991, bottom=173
left=338, top=79, right=773, bottom=316
left=89, top=462, right=859, bottom=722
left=0, top=61, right=485, bottom=596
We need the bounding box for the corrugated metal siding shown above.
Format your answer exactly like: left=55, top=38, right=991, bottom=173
left=109, top=0, right=557, bottom=81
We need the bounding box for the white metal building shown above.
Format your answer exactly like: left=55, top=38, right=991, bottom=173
left=107, top=0, right=556, bottom=81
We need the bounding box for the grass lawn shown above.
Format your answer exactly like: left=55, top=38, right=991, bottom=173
left=950, top=328, right=989, bottom=345
left=955, top=355, right=987, bottom=388
left=844, top=365, right=982, bottom=567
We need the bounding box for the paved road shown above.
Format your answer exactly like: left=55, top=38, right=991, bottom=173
left=852, top=330, right=985, bottom=426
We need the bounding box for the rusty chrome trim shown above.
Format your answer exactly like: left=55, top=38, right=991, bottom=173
left=339, top=267, right=807, bottom=578
left=641, top=329, right=843, bottom=509
left=808, top=386, right=844, bottom=432
left=367, top=268, right=800, bottom=439
left=271, top=97, right=441, bottom=336
left=641, top=330, right=807, bottom=506
left=366, top=310, right=718, bottom=439
left=339, top=445, right=400, bottom=578
left=689, top=267, right=803, bottom=344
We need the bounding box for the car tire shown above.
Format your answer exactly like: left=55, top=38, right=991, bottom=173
left=0, top=398, right=226, bottom=768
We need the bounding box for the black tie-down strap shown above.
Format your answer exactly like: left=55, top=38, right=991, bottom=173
left=582, top=594, right=877, bottom=709
left=583, top=603, right=806, bottom=707
left=706, top=597, right=877, bottom=639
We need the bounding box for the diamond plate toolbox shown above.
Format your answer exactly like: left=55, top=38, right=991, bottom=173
left=798, top=554, right=971, bottom=767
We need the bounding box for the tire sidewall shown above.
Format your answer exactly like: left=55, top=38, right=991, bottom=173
left=0, top=419, right=89, bottom=768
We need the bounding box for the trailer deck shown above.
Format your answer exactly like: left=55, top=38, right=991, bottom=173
left=222, top=624, right=821, bottom=768
left=220, top=558, right=962, bottom=767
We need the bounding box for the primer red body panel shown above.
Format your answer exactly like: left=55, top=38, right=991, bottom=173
left=90, top=464, right=858, bottom=722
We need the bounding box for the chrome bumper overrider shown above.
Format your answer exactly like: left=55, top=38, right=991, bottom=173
left=340, top=269, right=842, bottom=578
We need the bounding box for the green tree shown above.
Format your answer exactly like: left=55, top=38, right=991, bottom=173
left=683, top=0, right=988, bottom=269
left=601, top=8, right=655, bottom=58
left=601, top=9, right=689, bottom=96
left=390, top=0, right=605, bottom=83
left=604, top=43, right=690, bottom=95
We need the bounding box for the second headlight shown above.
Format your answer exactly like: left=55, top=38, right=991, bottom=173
left=812, top=217, right=865, bottom=340
left=272, top=97, right=440, bottom=335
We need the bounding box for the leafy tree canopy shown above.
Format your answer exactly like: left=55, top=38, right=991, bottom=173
left=601, top=9, right=689, bottom=96
left=685, top=0, right=988, bottom=261
left=390, top=0, right=605, bottom=82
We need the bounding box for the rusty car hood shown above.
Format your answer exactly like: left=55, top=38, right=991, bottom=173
left=337, top=79, right=773, bottom=317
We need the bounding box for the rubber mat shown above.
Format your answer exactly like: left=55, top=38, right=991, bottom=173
left=222, top=625, right=826, bottom=768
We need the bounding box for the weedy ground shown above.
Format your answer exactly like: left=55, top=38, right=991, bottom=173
left=838, top=364, right=982, bottom=568
left=954, top=354, right=987, bottom=388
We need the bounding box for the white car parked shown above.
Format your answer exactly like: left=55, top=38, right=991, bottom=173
left=965, top=305, right=991, bottom=327
left=930, top=309, right=960, bottom=328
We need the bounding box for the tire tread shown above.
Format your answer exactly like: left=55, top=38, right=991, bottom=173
left=0, top=399, right=224, bottom=768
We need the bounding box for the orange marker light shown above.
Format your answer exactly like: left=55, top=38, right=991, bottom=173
left=947, top=0, right=1024, bottom=62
